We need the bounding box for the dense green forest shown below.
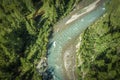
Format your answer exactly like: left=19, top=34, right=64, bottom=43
left=0, top=0, right=81, bottom=80
left=0, top=0, right=120, bottom=80
left=76, top=0, right=120, bottom=79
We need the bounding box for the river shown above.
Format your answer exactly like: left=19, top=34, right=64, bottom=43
left=46, top=0, right=108, bottom=80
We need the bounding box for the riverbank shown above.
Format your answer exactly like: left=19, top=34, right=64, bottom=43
left=65, top=0, right=100, bottom=24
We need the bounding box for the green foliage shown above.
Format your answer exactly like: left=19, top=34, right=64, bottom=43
left=0, top=0, right=79, bottom=79
left=76, top=0, right=120, bottom=79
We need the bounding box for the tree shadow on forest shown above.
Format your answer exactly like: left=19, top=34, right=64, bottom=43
left=4, top=21, right=37, bottom=57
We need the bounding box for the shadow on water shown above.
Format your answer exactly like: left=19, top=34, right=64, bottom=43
left=46, top=41, right=54, bottom=57
left=46, top=26, right=54, bottom=57
left=42, top=67, right=54, bottom=80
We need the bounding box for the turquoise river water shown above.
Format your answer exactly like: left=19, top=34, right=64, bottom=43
left=47, top=0, right=108, bottom=80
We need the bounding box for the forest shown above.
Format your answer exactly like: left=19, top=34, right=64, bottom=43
left=76, top=0, right=120, bottom=79
left=0, top=0, right=120, bottom=80
left=0, top=0, right=81, bottom=80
